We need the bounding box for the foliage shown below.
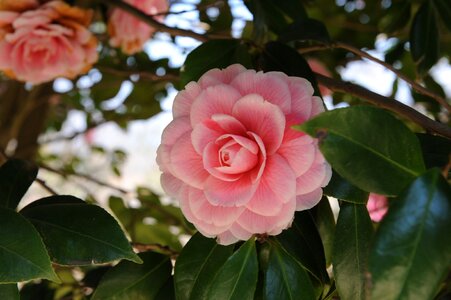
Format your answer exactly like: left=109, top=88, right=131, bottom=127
left=0, top=0, right=450, bottom=299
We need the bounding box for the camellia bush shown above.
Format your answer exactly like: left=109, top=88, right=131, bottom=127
left=0, top=0, right=450, bottom=299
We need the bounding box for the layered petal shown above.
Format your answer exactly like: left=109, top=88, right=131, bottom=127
left=204, top=173, right=257, bottom=207
left=199, top=64, right=247, bottom=87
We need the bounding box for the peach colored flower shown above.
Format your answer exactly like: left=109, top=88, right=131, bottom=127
left=307, top=58, right=332, bottom=96
left=108, top=0, right=168, bottom=55
left=0, top=1, right=98, bottom=84
left=367, top=193, right=388, bottom=222
left=157, top=64, right=332, bottom=245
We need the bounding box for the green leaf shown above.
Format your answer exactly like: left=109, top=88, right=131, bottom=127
left=90, top=73, right=123, bottom=102
left=410, top=2, right=440, bottom=75
left=0, top=159, right=37, bottom=209
left=0, top=208, right=59, bottom=283
left=181, top=39, right=253, bottom=86
left=379, top=2, right=411, bottom=33
left=416, top=133, right=451, bottom=170
left=260, top=41, right=323, bottom=97
left=265, top=241, right=316, bottom=300
left=324, top=171, right=369, bottom=204
left=278, top=18, right=331, bottom=44
left=155, top=277, right=176, bottom=300
left=0, top=284, right=19, bottom=300
left=92, top=251, right=172, bottom=300
left=332, top=203, right=373, bottom=300
left=174, top=233, right=234, bottom=300
left=369, top=168, right=451, bottom=300
left=276, top=211, right=328, bottom=286
left=432, top=0, right=451, bottom=31
left=20, top=196, right=141, bottom=265
left=298, top=106, right=426, bottom=195
left=312, top=197, right=336, bottom=267
left=206, top=239, right=258, bottom=300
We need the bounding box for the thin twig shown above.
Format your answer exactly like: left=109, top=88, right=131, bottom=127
left=35, top=178, right=58, bottom=195
left=98, top=0, right=226, bottom=41
left=96, top=66, right=179, bottom=82
left=132, top=242, right=179, bottom=257
left=300, top=42, right=451, bottom=111
left=315, top=73, right=451, bottom=139
left=40, top=163, right=130, bottom=194
left=39, top=121, right=107, bottom=144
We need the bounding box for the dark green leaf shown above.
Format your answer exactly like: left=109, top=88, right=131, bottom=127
left=20, top=196, right=141, bottom=265
left=410, top=2, right=440, bottom=75
left=276, top=211, right=328, bottom=286
left=324, top=171, right=369, bottom=204
left=92, top=251, right=172, bottom=300
left=174, top=233, right=234, bottom=300
left=279, top=18, right=331, bottom=44
left=333, top=203, right=373, bottom=300
left=90, top=73, right=123, bottom=102
left=206, top=239, right=258, bottom=300
left=0, top=159, right=37, bottom=210
left=379, top=2, right=411, bottom=33
left=298, top=106, right=426, bottom=195
left=416, top=133, right=451, bottom=170
left=369, top=169, right=451, bottom=300
left=19, top=281, right=55, bottom=300
left=181, top=39, right=253, bottom=86
left=260, top=41, right=323, bottom=97
left=311, top=197, right=336, bottom=267
left=265, top=241, right=316, bottom=300
left=0, top=208, right=58, bottom=283
left=0, top=284, right=19, bottom=300
left=432, top=0, right=451, bottom=31
left=199, top=0, right=233, bottom=34
left=155, top=277, right=176, bottom=300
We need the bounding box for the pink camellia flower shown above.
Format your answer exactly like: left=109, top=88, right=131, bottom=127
left=108, top=0, right=168, bottom=55
left=157, top=64, right=332, bottom=245
left=367, top=193, right=388, bottom=222
left=0, top=1, right=98, bottom=84
left=307, top=58, right=332, bottom=97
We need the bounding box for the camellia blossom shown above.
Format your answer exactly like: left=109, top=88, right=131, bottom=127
left=108, top=0, right=168, bottom=55
left=0, top=1, right=98, bottom=84
left=366, top=193, right=388, bottom=222
left=307, top=58, right=332, bottom=97
left=157, top=64, right=332, bottom=245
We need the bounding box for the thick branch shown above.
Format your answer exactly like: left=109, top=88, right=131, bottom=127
left=316, top=73, right=451, bottom=139
left=98, top=0, right=219, bottom=41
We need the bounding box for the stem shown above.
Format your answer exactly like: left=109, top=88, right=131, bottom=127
left=132, top=242, right=178, bottom=257
left=315, top=73, right=451, bottom=139
left=96, top=66, right=179, bottom=82
left=36, top=178, right=58, bottom=195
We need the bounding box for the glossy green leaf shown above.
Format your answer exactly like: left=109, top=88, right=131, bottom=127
left=276, top=211, right=328, bottom=285
left=312, top=197, right=336, bottom=267
left=0, top=159, right=37, bottom=209
left=432, top=0, right=451, bottom=31
left=260, top=42, right=322, bottom=97
left=333, top=203, right=373, bottom=300
left=0, top=284, right=19, bottom=300
left=279, top=18, right=331, bottom=44
left=206, top=239, right=258, bottom=300
left=324, top=171, right=369, bottom=204
left=410, top=2, right=440, bottom=75
left=20, top=196, right=141, bottom=265
left=416, top=133, right=451, bottom=170
left=174, top=233, right=234, bottom=300
left=369, top=168, right=451, bottom=300
left=92, top=252, right=171, bottom=300
left=155, top=277, right=175, bottom=300
left=181, top=39, right=252, bottom=86
left=298, top=106, right=426, bottom=195
left=0, top=208, right=58, bottom=283
left=265, top=241, right=316, bottom=300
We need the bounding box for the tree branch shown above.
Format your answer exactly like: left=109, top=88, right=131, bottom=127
left=98, top=0, right=225, bottom=41
left=96, top=66, right=179, bottom=82
left=40, top=163, right=130, bottom=194
left=131, top=242, right=178, bottom=257
left=315, top=73, right=451, bottom=139
left=36, top=178, right=58, bottom=195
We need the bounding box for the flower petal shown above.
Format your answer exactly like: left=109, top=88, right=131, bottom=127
left=172, top=81, right=202, bottom=118
left=296, top=188, right=323, bottom=211
left=246, top=154, right=296, bottom=216
left=204, top=173, right=257, bottom=207
left=232, top=94, right=285, bottom=154
left=190, top=84, right=242, bottom=127
left=296, top=150, right=331, bottom=195
left=188, top=188, right=245, bottom=227
left=310, top=96, right=325, bottom=117
left=160, top=173, right=184, bottom=199
left=199, top=64, right=247, bottom=87
left=170, top=132, right=209, bottom=189
left=277, top=135, right=316, bottom=177
left=161, top=117, right=191, bottom=146
left=288, top=76, right=314, bottom=121
left=231, top=70, right=292, bottom=113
